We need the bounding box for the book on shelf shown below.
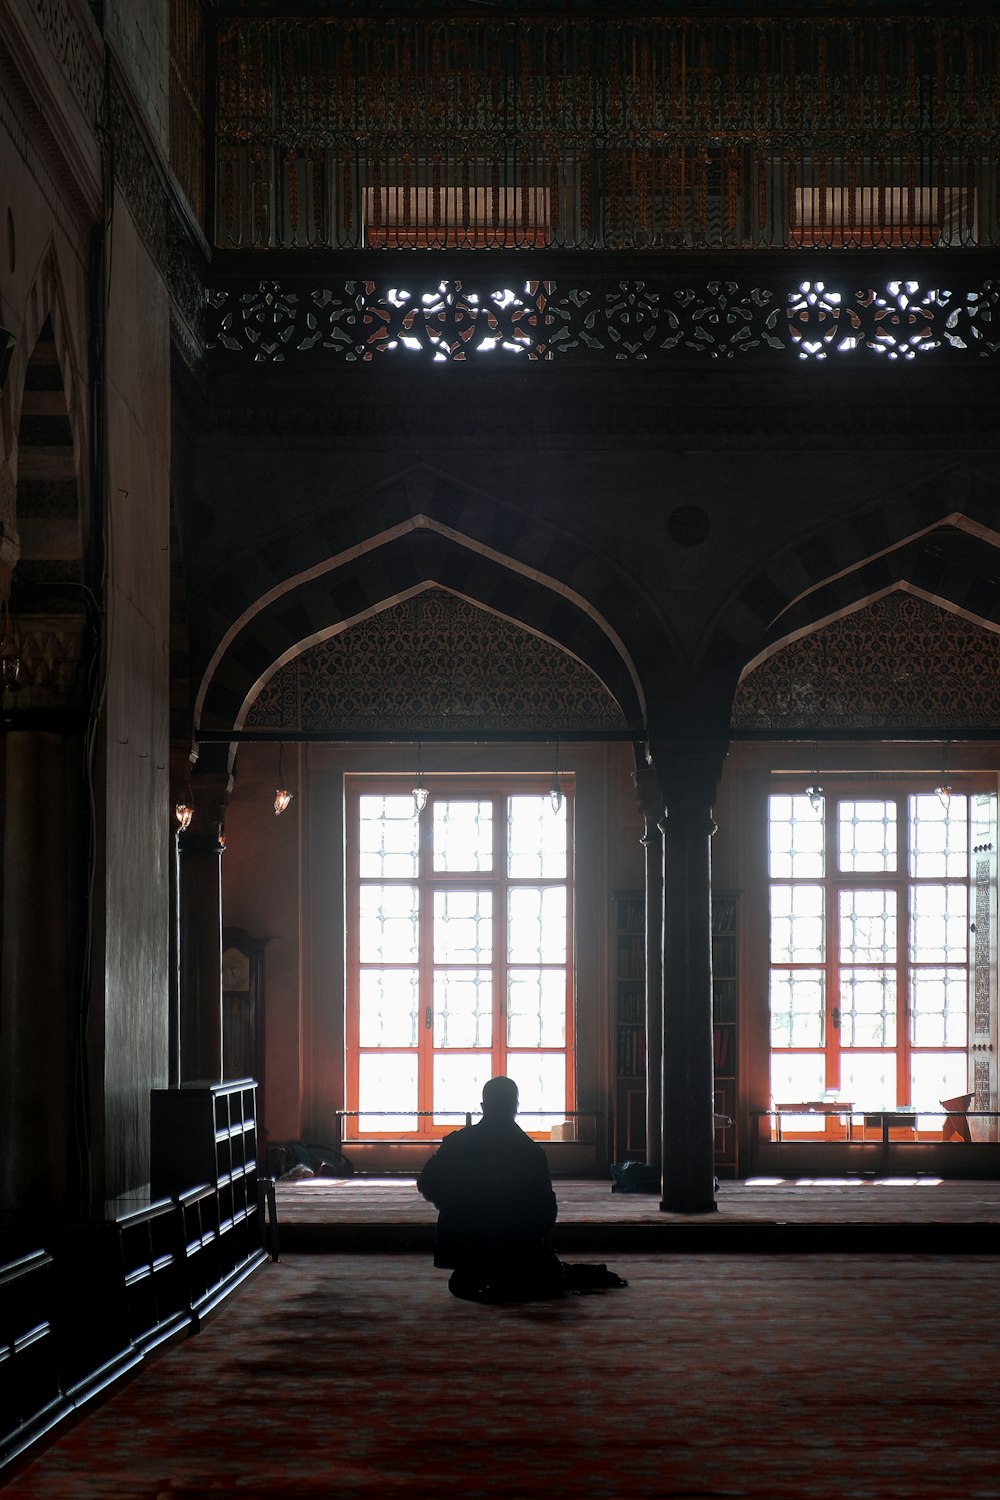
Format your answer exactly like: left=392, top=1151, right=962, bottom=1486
left=617, top=1024, right=646, bottom=1078
left=711, top=895, right=737, bottom=933
left=713, top=1023, right=733, bottom=1072
left=712, top=979, right=737, bottom=1023
left=617, top=935, right=643, bottom=979
left=711, top=935, right=736, bottom=975
left=617, top=989, right=644, bottom=1024
left=617, top=895, right=644, bottom=934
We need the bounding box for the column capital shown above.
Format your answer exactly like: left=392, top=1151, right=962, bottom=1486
left=646, top=737, right=730, bottom=815
left=633, top=763, right=665, bottom=839
left=173, top=745, right=229, bottom=847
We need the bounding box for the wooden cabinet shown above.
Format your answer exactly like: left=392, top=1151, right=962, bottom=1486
left=150, top=1080, right=267, bottom=1308
left=51, top=1193, right=189, bottom=1407
left=0, top=1250, right=69, bottom=1467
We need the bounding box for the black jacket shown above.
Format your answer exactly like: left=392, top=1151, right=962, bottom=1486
left=417, top=1115, right=558, bottom=1269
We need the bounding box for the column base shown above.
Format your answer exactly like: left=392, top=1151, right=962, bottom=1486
left=659, top=1197, right=718, bottom=1215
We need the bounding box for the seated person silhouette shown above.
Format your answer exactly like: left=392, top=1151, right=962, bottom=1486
left=417, top=1075, right=566, bottom=1302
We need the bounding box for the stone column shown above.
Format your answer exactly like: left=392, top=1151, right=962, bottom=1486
left=634, top=765, right=664, bottom=1175
left=655, top=741, right=728, bottom=1214
left=176, top=768, right=227, bottom=1083
left=0, top=730, right=83, bottom=1215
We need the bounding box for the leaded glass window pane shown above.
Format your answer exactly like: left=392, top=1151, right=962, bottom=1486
left=769, top=969, right=825, bottom=1048
left=359, top=1053, right=418, bottom=1132
left=910, top=967, right=968, bottom=1047
left=910, top=885, right=967, bottom=963
left=839, top=1052, right=896, bottom=1110
left=433, top=1053, right=494, bottom=1127
left=839, top=888, right=896, bottom=965
left=359, top=969, right=419, bottom=1047
left=507, top=969, right=566, bottom=1047
left=507, top=1051, right=565, bottom=1130
left=433, top=969, right=492, bottom=1048
left=768, top=794, right=825, bottom=879
left=839, top=967, right=896, bottom=1048
left=838, top=800, right=896, bottom=873
left=770, top=883, right=824, bottom=963
left=910, top=1052, right=969, bottom=1116
left=359, top=884, right=419, bottom=963
left=508, top=886, right=566, bottom=964
left=433, top=889, right=493, bottom=965
left=508, top=795, right=566, bottom=878
left=909, top=793, right=968, bottom=879
left=770, top=1053, right=826, bottom=1131
left=359, top=795, right=420, bottom=878
left=433, top=799, right=493, bottom=872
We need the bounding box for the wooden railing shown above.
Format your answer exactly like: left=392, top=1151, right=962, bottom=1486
left=213, top=15, right=1000, bottom=251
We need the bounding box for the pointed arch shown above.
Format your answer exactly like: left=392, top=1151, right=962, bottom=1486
left=195, top=514, right=650, bottom=735
left=700, top=465, right=1000, bottom=685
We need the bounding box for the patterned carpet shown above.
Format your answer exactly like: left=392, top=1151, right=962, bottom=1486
left=5, top=1250, right=1000, bottom=1500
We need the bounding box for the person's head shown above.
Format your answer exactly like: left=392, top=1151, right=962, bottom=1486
left=481, top=1075, right=519, bottom=1119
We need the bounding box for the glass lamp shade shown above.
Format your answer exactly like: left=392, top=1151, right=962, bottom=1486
left=175, top=802, right=194, bottom=830
left=412, top=783, right=429, bottom=814
left=274, top=787, right=293, bottom=815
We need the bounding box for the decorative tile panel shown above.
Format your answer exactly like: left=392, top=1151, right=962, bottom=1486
left=245, top=588, right=626, bottom=732
left=732, top=592, right=1000, bottom=730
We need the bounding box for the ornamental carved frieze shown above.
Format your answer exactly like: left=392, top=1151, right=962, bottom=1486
left=106, top=74, right=207, bottom=361
left=108, top=75, right=168, bottom=271
left=32, top=0, right=102, bottom=127
left=206, top=274, right=1000, bottom=365
left=732, top=592, right=1000, bottom=731
left=245, top=588, right=627, bottom=732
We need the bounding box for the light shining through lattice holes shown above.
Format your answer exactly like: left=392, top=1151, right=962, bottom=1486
left=768, top=783, right=994, bottom=1138
left=347, top=780, right=573, bottom=1137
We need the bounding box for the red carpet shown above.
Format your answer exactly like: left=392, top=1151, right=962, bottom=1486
left=4, top=1251, right=1000, bottom=1499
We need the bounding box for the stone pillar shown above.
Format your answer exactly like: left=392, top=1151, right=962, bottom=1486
left=655, top=741, right=728, bottom=1214
left=176, top=768, right=227, bottom=1083
left=634, top=765, right=664, bottom=1175
left=0, top=730, right=83, bottom=1215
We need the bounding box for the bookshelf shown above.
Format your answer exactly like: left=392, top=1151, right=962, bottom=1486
left=712, top=892, right=739, bottom=1177
left=613, top=890, right=646, bottom=1161
left=150, top=1080, right=267, bottom=1312
left=612, top=887, right=740, bottom=1173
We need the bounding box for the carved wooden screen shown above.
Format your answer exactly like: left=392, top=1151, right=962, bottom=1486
left=215, top=16, right=1000, bottom=251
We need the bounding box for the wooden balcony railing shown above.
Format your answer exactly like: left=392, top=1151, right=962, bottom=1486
left=213, top=15, right=1000, bottom=252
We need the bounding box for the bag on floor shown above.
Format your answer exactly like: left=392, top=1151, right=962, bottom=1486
left=610, top=1160, right=659, bottom=1193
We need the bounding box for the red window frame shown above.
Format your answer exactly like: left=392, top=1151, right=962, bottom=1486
left=344, top=774, right=575, bottom=1140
